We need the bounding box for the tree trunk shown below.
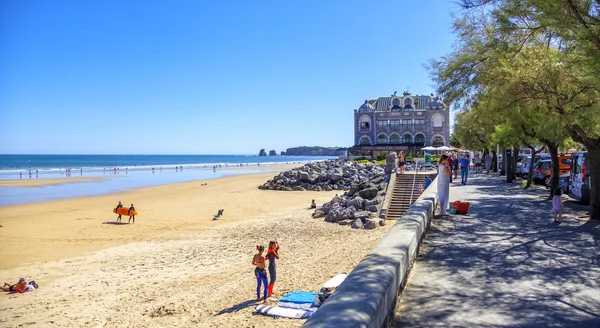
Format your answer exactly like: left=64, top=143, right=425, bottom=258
left=584, top=142, right=600, bottom=220
left=547, top=144, right=560, bottom=198
left=492, top=149, right=498, bottom=172
left=512, top=146, right=519, bottom=181
left=525, top=146, right=537, bottom=188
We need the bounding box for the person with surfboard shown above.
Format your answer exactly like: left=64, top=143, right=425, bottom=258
left=128, top=204, right=136, bottom=224
left=115, top=201, right=123, bottom=222
left=265, top=241, right=280, bottom=296
left=252, top=245, right=268, bottom=304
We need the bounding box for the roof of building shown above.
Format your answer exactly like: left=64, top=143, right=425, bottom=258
left=358, top=92, right=446, bottom=111
left=358, top=99, right=375, bottom=112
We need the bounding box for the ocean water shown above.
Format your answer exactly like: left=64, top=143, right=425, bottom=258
left=0, top=154, right=336, bottom=206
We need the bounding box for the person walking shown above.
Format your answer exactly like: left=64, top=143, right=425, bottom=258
left=115, top=201, right=123, bottom=222
left=460, top=154, right=470, bottom=185
left=447, top=154, right=454, bottom=183
left=128, top=204, right=136, bottom=224
left=485, top=153, right=492, bottom=173
left=553, top=188, right=564, bottom=223
left=398, top=152, right=406, bottom=174
left=437, top=154, right=451, bottom=216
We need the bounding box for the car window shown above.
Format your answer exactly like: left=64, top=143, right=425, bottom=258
left=573, top=155, right=582, bottom=174
left=561, top=159, right=572, bottom=166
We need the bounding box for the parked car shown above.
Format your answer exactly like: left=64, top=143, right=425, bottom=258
left=569, top=151, right=592, bottom=204
left=518, top=154, right=551, bottom=178
left=532, top=154, right=572, bottom=187
left=532, top=160, right=551, bottom=185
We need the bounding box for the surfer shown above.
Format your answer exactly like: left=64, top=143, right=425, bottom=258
left=265, top=241, right=280, bottom=296
left=252, top=245, right=268, bottom=304
left=128, top=204, right=135, bottom=224
left=115, top=201, right=123, bottom=222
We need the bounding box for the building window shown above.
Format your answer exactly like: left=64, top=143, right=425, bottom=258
left=390, top=134, right=400, bottom=144
left=390, top=120, right=400, bottom=127
left=392, top=98, right=401, bottom=109
left=432, top=136, right=444, bottom=146
left=415, top=119, right=425, bottom=125
left=403, top=134, right=413, bottom=144
left=377, top=120, right=388, bottom=128
left=359, top=115, right=371, bottom=131
left=402, top=119, right=413, bottom=125
left=359, top=137, right=371, bottom=145
left=377, top=134, right=387, bottom=144
left=432, top=114, right=443, bottom=127
left=414, top=134, right=425, bottom=144
left=404, top=98, right=412, bottom=106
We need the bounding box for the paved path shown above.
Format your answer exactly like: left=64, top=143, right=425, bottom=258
left=395, top=174, right=600, bottom=328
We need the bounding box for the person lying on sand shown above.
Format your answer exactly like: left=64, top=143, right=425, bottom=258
left=1, top=278, right=27, bottom=293
left=213, top=209, right=224, bottom=220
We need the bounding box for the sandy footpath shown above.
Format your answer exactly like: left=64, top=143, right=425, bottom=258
left=0, top=169, right=390, bottom=327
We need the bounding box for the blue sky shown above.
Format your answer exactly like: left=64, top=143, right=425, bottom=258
left=0, top=0, right=459, bottom=155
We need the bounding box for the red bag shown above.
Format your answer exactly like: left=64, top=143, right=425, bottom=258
left=452, top=201, right=470, bottom=214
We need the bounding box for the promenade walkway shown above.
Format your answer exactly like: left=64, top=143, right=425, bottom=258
left=395, top=174, right=600, bottom=327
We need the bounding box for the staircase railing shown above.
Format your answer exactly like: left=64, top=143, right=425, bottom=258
left=409, top=161, right=420, bottom=204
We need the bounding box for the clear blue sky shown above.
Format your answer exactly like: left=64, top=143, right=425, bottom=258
left=0, top=0, right=459, bottom=155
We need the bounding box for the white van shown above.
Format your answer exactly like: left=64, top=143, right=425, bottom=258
left=569, top=152, right=592, bottom=204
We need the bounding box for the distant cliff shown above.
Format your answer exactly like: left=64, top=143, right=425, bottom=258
left=281, top=146, right=347, bottom=156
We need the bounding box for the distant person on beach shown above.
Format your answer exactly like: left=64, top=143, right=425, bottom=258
left=553, top=188, right=563, bottom=223
left=252, top=245, right=268, bottom=304
left=310, top=199, right=316, bottom=209
left=437, top=154, right=451, bottom=216
left=128, top=204, right=136, bottom=223
left=213, top=209, right=224, bottom=220
left=1, top=277, right=26, bottom=293
left=115, top=201, right=123, bottom=222
left=265, top=241, right=280, bottom=296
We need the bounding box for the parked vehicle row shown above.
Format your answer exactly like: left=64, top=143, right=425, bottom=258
left=569, top=152, right=592, bottom=204
left=517, top=154, right=550, bottom=178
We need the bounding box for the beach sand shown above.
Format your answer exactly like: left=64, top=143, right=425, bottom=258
left=0, top=177, right=107, bottom=187
left=0, top=169, right=390, bottom=327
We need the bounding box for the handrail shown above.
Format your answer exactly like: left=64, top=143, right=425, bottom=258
left=409, top=161, right=419, bottom=204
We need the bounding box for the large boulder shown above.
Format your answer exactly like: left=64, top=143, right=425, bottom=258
left=312, top=210, right=325, bottom=218
left=354, top=211, right=371, bottom=221
left=364, top=219, right=378, bottom=229
left=299, top=171, right=310, bottom=181
left=350, top=219, right=364, bottom=229
left=366, top=205, right=378, bottom=212
left=358, top=187, right=379, bottom=200
left=346, top=197, right=364, bottom=210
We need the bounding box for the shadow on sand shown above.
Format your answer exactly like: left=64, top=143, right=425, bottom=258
left=102, top=221, right=130, bottom=225
left=214, top=299, right=259, bottom=316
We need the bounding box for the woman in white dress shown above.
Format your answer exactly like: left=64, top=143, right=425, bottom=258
left=437, top=154, right=452, bottom=216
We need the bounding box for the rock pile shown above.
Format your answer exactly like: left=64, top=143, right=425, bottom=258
left=258, top=160, right=385, bottom=192
left=258, top=160, right=389, bottom=229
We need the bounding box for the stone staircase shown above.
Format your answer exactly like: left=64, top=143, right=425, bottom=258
left=386, top=173, right=429, bottom=219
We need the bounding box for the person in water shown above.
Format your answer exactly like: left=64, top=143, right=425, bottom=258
left=1, top=277, right=27, bottom=293
left=265, top=240, right=280, bottom=296
left=115, top=201, right=123, bottom=222
left=252, top=245, right=268, bottom=303
left=128, top=204, right=135, bottom=224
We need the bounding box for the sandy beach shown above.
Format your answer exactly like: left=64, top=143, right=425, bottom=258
left=0, top=169, right=390, bottom=327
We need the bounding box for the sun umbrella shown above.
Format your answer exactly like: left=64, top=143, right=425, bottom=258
left=435, top=146, right=452, bottom=151
left=421, top=146, right=436, bottom=150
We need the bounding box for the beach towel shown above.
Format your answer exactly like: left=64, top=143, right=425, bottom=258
left=278, top=301, right=318, bottom=312
left=278, top=291, right=319, bottom=304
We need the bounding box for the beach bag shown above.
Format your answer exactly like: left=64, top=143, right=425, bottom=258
left=452, top=201, right=470, bottom=215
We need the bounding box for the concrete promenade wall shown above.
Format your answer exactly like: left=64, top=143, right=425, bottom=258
left=303, top=178, right=438, bottom=328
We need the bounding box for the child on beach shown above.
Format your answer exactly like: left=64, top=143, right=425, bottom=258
left=553, top=188, right=563, bottom=223
left=252, top=245, right=268, bottom=304
left=265, top=241, right=280, bottom=296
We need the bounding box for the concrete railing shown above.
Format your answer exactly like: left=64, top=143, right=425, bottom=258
left=303, top=178, right=438, bottom=328
left=379, top=172, right=397, bottom=219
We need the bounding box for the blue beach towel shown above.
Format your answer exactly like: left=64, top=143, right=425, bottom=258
left=278, top=291, right=319, bottom=304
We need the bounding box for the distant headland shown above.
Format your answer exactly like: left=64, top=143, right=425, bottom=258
left=258, top=146, right=347, bottom=156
